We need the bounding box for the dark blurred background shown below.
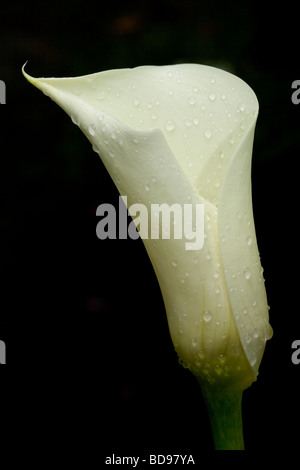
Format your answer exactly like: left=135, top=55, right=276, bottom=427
left=1, top=0, right=299, bottom=459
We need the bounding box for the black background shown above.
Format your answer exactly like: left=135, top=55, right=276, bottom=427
left=1, top=0, right=299, bottom=460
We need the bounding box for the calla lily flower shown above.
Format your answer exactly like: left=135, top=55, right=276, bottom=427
left=23, top=63, right=272, bottom=449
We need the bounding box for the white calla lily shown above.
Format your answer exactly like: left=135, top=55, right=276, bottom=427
left=24, top=63, right=272, bottom=447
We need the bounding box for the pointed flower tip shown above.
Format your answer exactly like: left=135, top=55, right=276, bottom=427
left=22, top=61, right=33, bottom=83
left=22, top=62, right=54, bottom=96
left=22, top=62, right=42, bottom=91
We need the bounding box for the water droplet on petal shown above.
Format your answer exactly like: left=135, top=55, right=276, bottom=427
left=171, top=260, right=178, bottom=268
left=97, top=91, right=106, bottom=100
left=88, top=125, right=96, bottom=136
left=198, top=350, right=206, bottom=360
left=253, top=329, right=259, bottom=339
left=71, top=115, right=79, bottom=125
left=243, top=267, right=251, bottom=280
left=188, top=96, right=196, bottom=105
left=246, top=236, right=252, bottom=246
left=204, top=129, right=212, bottom=139
left=208, top=91, right=216, bottom=101
left=165, top=120, right=176, bottom=132
left=245, top=333, right=251, bottom=344
left=249, top=353, right=257, bottom=367
left=203, top=310, right=212, bottom=322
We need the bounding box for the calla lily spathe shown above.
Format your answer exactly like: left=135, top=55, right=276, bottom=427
left=23, top=63, right=272, bottom=392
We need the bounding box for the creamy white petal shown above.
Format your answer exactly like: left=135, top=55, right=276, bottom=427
left=218, top=122, right=272, bottom=377
left=23, top=63, right=271, bottom=391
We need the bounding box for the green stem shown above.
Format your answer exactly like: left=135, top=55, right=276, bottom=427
left=201, top=386, right=244, bottom=450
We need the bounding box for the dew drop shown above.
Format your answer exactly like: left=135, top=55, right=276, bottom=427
left=178, top=358, right=189, bottom=368
left=204, top=129, right=212, bottom=139
left=88, top=125, right=96, bottom=136
left=208, top=91, right=216, bottom=101
left=214, top=365, right=223, bottom=376
left=249, top=353, right=257, bottom=367
left=246, top=236, right=252, bottom=246
left=185, top=119, right=192, bottom=127
left=203, top=310, right=212, bottom=323
left=171, top=260, right=178, bottom=268
left=253, top=329, right=259, bottom=339
left=238, top=102, right=246, bottom=112
left=188, top=96, right=196, bottom=105
left=218, top=354, right=226, bottom=364
left=133, top=97, right=140, bottom=106
left=245, top=333, right=251, bottom=344
left=71, top=115, right=79, bottom=125
left=243, top=267, right=251, bottom=280
left=97, top=91, right=106, bottom=100
left=165, top=120, right=176, bottom=132
left=198, top=350, right=206, bottom=360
